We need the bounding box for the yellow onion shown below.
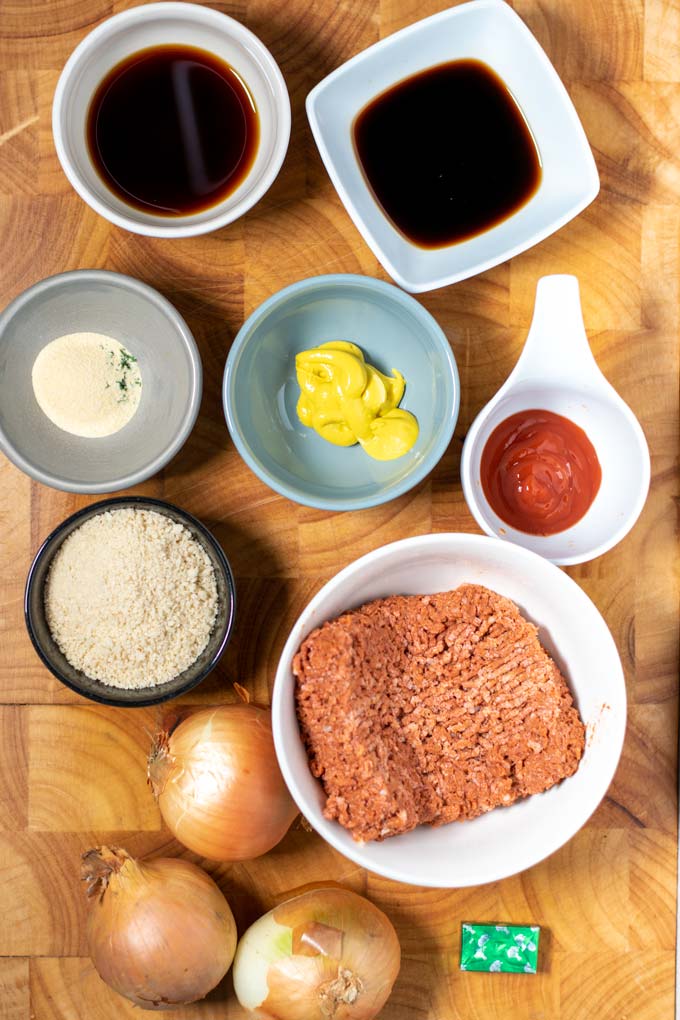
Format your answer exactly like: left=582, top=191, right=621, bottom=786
left=81, top=845, right=236, bottom=1010
left=148, top=705, right=298, bottom=861
left=233, top=887, right=401, bottom=1020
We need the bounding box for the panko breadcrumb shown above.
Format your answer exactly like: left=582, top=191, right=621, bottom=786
left=294, top=585, right=585, bottom=843
left=44, top=508, right=217, bottom=689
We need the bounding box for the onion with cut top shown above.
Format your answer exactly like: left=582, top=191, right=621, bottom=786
left=233, top=887, right=401, bottom=1020
left=148, top=704, right=299, bottom=861
left=82, top=845, right=237, bottom=1010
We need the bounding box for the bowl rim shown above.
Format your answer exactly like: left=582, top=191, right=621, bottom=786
left=222, top=272, right=461, bottom=510
left=272, top=531, right=627, bottom=887
left=51, top=1, right=291, bottom=238
left=0, top=268, right=203, bottom=493
left=305, top=0, right=600, bottom=293
left=24, top=495, right=237, bottom=707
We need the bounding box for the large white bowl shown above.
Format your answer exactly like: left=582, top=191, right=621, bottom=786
left=306, top=0, right=599, bottom=292
left=52, top=3, right=290, bottom=237
left=273, top=534, right=626, bottom=888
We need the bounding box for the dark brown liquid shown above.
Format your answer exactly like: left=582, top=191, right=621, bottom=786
left=87, top=45, right=259, bottom=216
left=353, top=60, right=542, bottom=248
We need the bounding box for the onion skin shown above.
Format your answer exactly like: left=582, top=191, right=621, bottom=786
left=148, top=705, right=299, bottom=862
left=233, top=887, right=401, bottom=1020
left=82, top=846, right=236, bottom=1010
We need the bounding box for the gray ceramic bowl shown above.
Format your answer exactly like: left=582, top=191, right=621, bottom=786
left=223, top=274, right=460, bottom=510
left=0, top=270, right=202, bottom=492
left=25, top=497, right=236, bottom=707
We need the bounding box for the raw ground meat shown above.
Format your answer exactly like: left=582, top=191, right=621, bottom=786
left=293, top=585, right=586, bottom=843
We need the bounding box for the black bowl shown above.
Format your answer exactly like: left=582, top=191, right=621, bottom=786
left=24, top=496, right=236, bottom=707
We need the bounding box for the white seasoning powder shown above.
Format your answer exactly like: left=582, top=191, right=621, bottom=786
left=44, top=509, right=218, bottom=689
left=32, top=332, right=142, bottom=438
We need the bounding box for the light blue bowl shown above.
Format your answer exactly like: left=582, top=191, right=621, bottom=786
left=223, top=274, right=459, bottom=510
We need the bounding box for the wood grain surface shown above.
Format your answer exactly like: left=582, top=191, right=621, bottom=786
left=0, top=1, right=678, bottom=1018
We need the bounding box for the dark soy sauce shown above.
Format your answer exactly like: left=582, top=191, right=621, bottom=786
left=353, top=60, right=542, bottom=248
left=87, top=45, right=259, bottom=216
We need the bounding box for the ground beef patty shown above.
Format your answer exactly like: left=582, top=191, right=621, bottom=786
left=294, top=584, right=585, bottom=843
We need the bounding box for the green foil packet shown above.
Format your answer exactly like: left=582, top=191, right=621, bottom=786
left=460, top=923, right=540, bottom=973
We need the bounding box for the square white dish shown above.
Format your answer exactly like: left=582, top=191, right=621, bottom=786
left=306, top=0, right=600, bottom=293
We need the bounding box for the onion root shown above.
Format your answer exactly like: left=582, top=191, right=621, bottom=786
left=319, top=968, right=364, bottom=1017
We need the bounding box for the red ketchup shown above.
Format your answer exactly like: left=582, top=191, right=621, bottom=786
left=480, top=409, right=602, bottom=536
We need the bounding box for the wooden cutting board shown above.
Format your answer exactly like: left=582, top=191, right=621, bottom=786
left=0, top=1, right=677, bottom=1018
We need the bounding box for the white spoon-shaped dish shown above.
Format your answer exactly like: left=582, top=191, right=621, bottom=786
left=461, top=275, right=650, bottom=565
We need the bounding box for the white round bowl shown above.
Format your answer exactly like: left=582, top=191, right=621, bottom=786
left=273, top=533, right=626, bottom=888
left=52, top=2, right=290, bottom=237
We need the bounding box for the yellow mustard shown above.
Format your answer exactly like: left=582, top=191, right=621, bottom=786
left=295, top=341, right=419, bottom=461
